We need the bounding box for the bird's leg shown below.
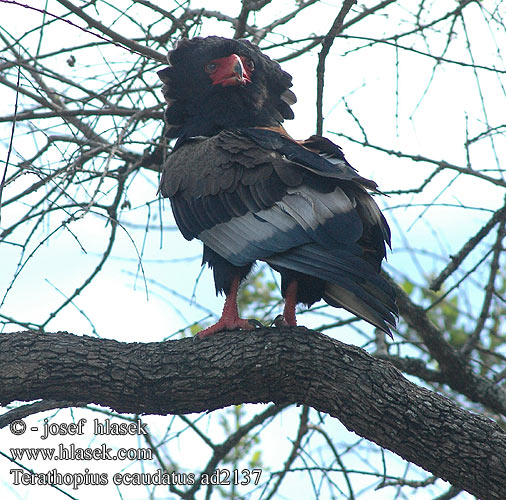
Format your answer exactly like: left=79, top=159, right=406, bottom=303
left=197, top=276, right=259, bottom=339
left=274, top=280, right=298, bottom=327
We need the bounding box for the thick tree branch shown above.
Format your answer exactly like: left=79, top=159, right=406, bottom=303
left=1, top=328, right=505, bottom=499
left=0, top=400, right=87, bottom=428
left=388, top=276, right=506, bottom=416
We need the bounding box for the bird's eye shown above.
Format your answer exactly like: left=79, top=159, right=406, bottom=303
left=245, top=58, right=255, bottom=71
left=205, top=62, right=217, bottom=73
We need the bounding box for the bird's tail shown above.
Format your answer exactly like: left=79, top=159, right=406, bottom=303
left=324, top=281, right=396, bottom=338
left=266, top=243, right=397, bottom=337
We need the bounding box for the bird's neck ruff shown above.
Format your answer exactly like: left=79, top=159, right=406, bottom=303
left=158, top=36, right=297, bottom=141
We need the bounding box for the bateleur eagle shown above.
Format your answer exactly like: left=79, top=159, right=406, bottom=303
left=158, top=36, right=397, bottom=338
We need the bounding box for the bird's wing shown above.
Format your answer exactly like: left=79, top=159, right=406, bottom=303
left=160, top=127, right=396, bottom=333
left=160, top=128, right=370, bottom=266
left=241, top=129, right=396, bottom=332
left=266, top=243, right=397, bottom=333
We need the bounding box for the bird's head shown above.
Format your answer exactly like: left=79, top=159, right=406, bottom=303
left=158, top=36, right=297, bottom=139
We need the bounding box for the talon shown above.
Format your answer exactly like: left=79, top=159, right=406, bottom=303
left=276, top=280, right=298, bottom=327
left=193, top=276, right=263, bottom=338
left=248, top=319, right=263, bottom=328
left=273, top=314, right=289, bottom=327
left=196, top=315, right=258, bottom=339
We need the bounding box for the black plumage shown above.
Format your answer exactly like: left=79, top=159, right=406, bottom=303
left=158, top=36, right=397, bottom=338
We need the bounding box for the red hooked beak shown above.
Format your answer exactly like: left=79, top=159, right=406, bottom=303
left=207, top=54, right=252, bottom=87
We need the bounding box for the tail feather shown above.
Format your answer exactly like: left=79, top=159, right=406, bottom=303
left=266, top=243, right=397, bottom=336
left=324, top=283, right=396, bottom=337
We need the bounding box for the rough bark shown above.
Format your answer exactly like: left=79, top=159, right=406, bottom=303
left=1, top=328, right=505, bottom=499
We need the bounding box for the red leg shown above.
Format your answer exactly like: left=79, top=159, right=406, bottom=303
left=198, top=276, right=258, bottom=338
left=274, top=280, right=298, bottom=327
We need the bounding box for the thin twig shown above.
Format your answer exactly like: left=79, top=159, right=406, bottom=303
left=461, top=219, right=505, bottom=357
left=316, top=0, right=357, bottom=135
left=0, top=58, right=20, bottom=223
left=431, top=199, right=506, bottom=291
left=184, top=403, right=289, bottom=498
left=264, top=405, right=309, bottom=500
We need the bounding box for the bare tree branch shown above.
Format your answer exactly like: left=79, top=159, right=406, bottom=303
left=387, top=276, right=506, bottom=415
left=316, top=0, right=356, bottom=135
left=55, top=0, right=166, bottom=61
left=430, top=198, right=506, bottom=291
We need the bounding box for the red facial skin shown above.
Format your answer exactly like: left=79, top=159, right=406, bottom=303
left=206, top=54, right=253, bottom=87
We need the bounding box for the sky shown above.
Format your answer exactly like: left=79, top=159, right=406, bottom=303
left=1, top=0, right=504, bottom=499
